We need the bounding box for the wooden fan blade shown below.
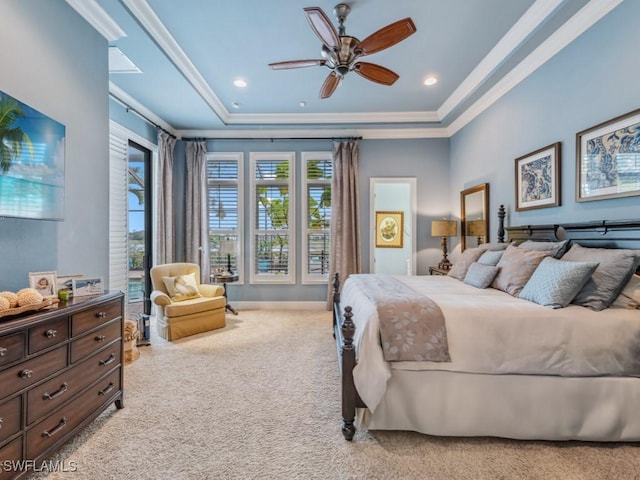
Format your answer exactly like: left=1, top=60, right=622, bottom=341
left=356, top=18, right=416, bottom=56
left=269, top=59, right=326, bottom=70
left=353, top=62, right=399, bottom=86
left=304, top=7, right=340, bottom=51
left=319, top=72, right=340, bottom=99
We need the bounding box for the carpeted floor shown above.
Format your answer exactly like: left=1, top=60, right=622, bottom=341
left=27, top=309, right=640, bottom=480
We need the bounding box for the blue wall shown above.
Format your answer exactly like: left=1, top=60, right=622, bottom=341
left=450, top=0, right=640, bottom=254
left=109, top=99, right=159, bottom=146
left=172, top=137, right=449, bottom=302
left=0, top=1, right=109, bottom=292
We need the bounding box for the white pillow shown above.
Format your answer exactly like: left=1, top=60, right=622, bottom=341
left=162, top=272, right=201, bottom=302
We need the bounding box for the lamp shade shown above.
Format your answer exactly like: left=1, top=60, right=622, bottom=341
left=219, top=239, right=237, bottom=255
left=466, top=219, right=487, bottom=237
left=431, top=220, right=457, bottom=237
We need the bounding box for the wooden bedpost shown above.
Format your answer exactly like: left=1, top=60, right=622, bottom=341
left=341, top=306, right=357, bottom=441
left=332, top=273, right=340, bottom=336
left=497, top=204, right=506, bottom=243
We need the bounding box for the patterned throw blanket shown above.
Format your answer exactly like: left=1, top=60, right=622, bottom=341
left=350, top=274, right=451, bottom=363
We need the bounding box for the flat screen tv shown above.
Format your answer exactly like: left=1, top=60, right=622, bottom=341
left=0, top=90, right=65, bottom=220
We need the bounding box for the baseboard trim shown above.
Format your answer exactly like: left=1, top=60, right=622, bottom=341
left=232, top=301, right=327, bottom=311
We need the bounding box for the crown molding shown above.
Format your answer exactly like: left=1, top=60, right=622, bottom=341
left=226, top=110, right=439, bottom=125
left=447, top=0, right=624, bottom=136
left=438, top=0, right=563, bottom=120
left=176, top=127, right=449, bottom=140
left=109, top=82, right=177, bottom=136
left=120, top=0, right=229, bottom=124
left=65, top=0, right=126, bottom=41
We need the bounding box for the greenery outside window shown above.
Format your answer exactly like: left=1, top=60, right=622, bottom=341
left=250, top=152, right=295, bottom=284
left=207, top=153, right=243, bottom=282
left=301, top=152, right=332, bottom=284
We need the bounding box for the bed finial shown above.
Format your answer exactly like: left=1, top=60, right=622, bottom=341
left=497, top=205, right=506, bottom=243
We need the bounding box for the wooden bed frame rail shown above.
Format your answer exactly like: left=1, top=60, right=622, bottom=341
left=332, top=210, right=640, bottom=440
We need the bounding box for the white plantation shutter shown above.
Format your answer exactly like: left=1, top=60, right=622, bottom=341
left=109, top=131, right=128, bottom=298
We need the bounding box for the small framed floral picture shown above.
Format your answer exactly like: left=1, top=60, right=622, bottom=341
left=514, top=142, right=561, bottom=211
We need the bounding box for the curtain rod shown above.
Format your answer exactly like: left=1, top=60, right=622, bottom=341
left=180, top=136, right=363, bottom=142
left=109, top=93, right=176, bottom=139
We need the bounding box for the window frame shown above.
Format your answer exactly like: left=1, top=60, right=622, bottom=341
left=206, top=152, right=244, bottom=285
left=301, top=151, right=332, bottom=284
left=249, top=152, right=295, bottom=284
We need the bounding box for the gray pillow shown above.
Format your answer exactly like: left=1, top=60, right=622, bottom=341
left=491, top=245, right=551, bottom=296
left=477, top=250, right=504, bottom=266
left=477, top=242, right=509, bottom=251
left=519, top=257, right=599, bottom=308
left=518, top=240, right=570, bottom=259
left=562, top=244, right=640, bottom=311
left=464, top=263, right=500, bottom=289
left=448, top=248, right=484, bottom=280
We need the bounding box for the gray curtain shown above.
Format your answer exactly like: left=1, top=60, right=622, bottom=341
left=156, top=131, right=176, bottom=265
left=327, top=140, right=361, bottom=308
left=185, top=141, right=210, bottom=283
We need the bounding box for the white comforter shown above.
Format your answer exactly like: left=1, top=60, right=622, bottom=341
left=341, top=275, right=640, bottom=412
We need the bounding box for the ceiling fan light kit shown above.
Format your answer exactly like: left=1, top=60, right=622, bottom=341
left=268, top=4, right=416, bottom=99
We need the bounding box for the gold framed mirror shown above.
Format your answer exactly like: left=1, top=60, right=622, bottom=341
left=461, top=183, right=489, bottom=251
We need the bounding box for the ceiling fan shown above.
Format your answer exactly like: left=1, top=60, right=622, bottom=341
left=268, top=4, right=416, bottom=99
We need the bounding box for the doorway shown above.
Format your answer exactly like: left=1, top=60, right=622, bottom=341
left=127, top=141, right=152, bottom=317
left=370, top=178, right=416, bottom=275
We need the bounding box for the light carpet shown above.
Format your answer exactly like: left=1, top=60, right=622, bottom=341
left=28, top=309, right=640, bottom=480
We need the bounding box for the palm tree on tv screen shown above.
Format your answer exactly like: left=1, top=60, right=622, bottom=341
left=0, top=96, right=35, bottom=174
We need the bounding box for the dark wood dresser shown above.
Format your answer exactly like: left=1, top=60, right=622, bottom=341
left=0, top=292, right=124, bottom=479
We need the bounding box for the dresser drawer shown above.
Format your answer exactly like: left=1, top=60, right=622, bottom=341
left=70, top=318, right=121, bottom=364
left=0, top=436, right=23, bottom=480
left=28, top=317, right=69, bottom=355
left=71, top=299, right=122, bottom=337
left=0, top=332, right=25, bottom=368
left=26, top=367, right=121, bottom=460
left=27, top=341, right=120, bottom=426
left=0, top=346, right=67, bottom=398
left=0, top=396, right=21, bottom=445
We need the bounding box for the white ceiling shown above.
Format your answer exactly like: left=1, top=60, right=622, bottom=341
left=66, top=0, right=623, bottom=138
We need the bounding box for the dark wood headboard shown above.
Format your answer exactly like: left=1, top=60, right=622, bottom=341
left=495, top=204, right=640, bottom=272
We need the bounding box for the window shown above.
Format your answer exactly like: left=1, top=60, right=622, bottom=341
left=207, top=153, right=243, bottom=281
left=301, top=152, right=332, bottom=283
left=250, top=152, right=295, bottom=284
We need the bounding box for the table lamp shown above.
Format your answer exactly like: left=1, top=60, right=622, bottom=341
left=219, top=239, right=237, bottom=274
left=466, top=219, right=487, bottom=246
left=431, top=220, right=457, bottom=270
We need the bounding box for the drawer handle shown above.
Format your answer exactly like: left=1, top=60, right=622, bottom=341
left=96, top=311, right=107, bottom=319
left=41, top=417, right=67, bottom=438
left=98, top=382, right=115, bottom=396
left=99, top=353, right=116, bottom=366
left=45, top=329, right=57, bottom=338
left=0, top=417, right=3, bottom=429
left=95, top=334, right=107, bottom=343
left=19, top=369, right=33, bottom=379
left=43, top=382, right=69, bottom=401
left=0, top=346, right=7, bottom=357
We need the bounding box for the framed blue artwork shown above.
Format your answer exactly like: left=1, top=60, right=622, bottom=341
left=515, top=142, right=561, bottom=212
left=576, top=108, right=640, bottom=202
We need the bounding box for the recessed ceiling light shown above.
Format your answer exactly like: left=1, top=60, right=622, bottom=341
left=424, top=76, right=438, bottom=86
left=232, top=102, right=240, bottom=109
left=233, top=79, right=247, bottom=88
left=299, top=101, right=306, bottom=108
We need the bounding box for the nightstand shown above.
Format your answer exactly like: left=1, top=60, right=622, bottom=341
left=429, top=266, right=450, bottom=276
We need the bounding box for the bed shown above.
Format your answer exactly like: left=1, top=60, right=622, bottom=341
left=332, top=212, right=640, bottom=441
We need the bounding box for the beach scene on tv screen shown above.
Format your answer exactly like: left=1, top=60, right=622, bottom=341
left=0, top=90, right=65, bottom=220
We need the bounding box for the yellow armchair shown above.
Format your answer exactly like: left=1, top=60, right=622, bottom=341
left=150, top=263, right=226, bottom=341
